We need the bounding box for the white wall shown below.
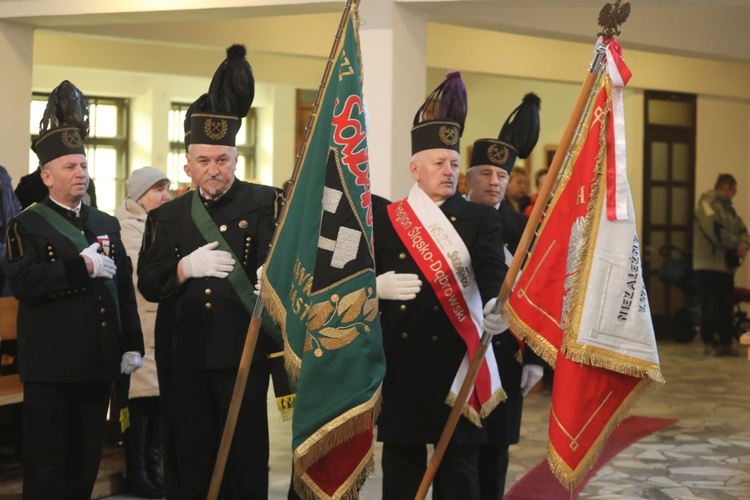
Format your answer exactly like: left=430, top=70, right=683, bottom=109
left=0, top=21, right=32, bottom=181
left=257, top=83, right=297, bottom=187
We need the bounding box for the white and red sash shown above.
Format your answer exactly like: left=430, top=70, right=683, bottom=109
left=604, top=37, right=631, bottom=221
left=387, top=184, right=503, bottom=425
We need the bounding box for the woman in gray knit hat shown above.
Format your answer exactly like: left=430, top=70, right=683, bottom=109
left=115, top=166, right=170, bottom=498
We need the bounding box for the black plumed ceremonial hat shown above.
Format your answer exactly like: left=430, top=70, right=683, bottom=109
left=411, top=71, right=467, bottom=155
left=185, top=44, right=254, bottom=148
left=470, top=93, right=541, bottom=172
left=32, top=80, right=89, bottom=165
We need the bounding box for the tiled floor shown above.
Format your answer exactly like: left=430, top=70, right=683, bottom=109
left=110, top=337, right=750, bottom=499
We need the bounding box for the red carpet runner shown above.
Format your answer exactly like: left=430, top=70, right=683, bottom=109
left=506, top=416, right=678, bottom=499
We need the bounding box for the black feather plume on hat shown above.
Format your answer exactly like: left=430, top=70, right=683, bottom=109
left=183, top=93, right=207, bottom=148
left=413, top=70, right=467, bottom=133
left=39, top=80, right=89, bottom=139
left=185, top=94, right=207, bottom=131
left=499, top=92, right=540, bottom=159
left=207, top=44, right=255, bottom=119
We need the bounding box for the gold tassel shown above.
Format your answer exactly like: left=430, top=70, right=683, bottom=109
left=120, top=408, right=130, bottom=434
left=444, top=392, right=479, bottom=427
left=277, top=394, right=296, bottom=422
left=443, top=386, right=508, bottom=427
left=479, top=387, right=508, bottom=419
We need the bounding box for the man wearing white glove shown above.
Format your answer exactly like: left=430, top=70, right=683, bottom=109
left=520, top=364, right=544, bottom=397
left=80, top=241, right=117, bottom=279
left=3, top=80, right=144, bottom=500
left=178, top=241, right=235, bottom=282
left=482, top=297, right=509, bottom=336
left=254, top=265, right=263, bottom=296
left=372, top=72, right=508, bottom=499
left=376, top=271, right=422, bottom=301
left=121, top=351, right=144, bottom=375
left=137, top=46, right=287, bottom=499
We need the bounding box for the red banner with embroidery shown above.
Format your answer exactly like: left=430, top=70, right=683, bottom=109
left=505, top=40, right=663, bottom=490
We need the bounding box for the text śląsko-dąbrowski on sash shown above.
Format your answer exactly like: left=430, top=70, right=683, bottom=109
left=387, top=184, right=504, bottom=425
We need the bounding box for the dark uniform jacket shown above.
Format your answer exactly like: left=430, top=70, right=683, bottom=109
left=484, top=200, right=543, bottom=446
left=137, top=180, right=283, bottom=370
left=498, top=201, right=528, bottom=256
left=374, top=192, right=506, bottom=445
left=3, top=197, right=143, bottom=383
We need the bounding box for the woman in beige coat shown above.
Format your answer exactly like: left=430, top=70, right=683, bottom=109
left=115, top=167, right=171, bottom=498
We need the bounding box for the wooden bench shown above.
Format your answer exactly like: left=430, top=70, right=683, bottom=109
left=0, top=296, right=22, bottom=406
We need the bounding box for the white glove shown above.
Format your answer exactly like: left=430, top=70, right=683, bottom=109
left=376, top=271, right=422, bottom=301
left=120, top=351, right=143, bottom=375
left=482, top=298, right=508, bottom=336
left=181, top=241, right=235, bottom=279
left=80, top=242, right=116, bottom=279
left=254, top=265, right=263, bottom=296
left=520, top=364, right=544, bottom=396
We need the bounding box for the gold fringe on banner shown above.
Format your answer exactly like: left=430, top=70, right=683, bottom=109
left=504, top=306, right=560, bottom=368
left=292, top=386, right=381, bottom=499
left=261, top=280, right=303, bottom=382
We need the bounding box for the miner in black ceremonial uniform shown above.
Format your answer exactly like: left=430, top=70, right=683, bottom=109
left=373, top=71, right=509, bottom=499
left=3, top=80, right=144, bottom=499
left=466, top=93, right=545, bottom=498
left=137, top=45, right=286, bottom=499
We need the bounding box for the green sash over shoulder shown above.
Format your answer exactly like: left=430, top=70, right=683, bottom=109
left=190, top=191, right=257, bottom=314
left=28, top=203, right=121, bottom=324
left=190, top=191, right=295, bottom=418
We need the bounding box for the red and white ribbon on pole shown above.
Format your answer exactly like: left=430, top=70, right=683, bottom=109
left=605, top=38, right=631, bottom=221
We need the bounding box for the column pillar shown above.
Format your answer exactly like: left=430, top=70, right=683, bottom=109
left=359, top=2, right=427, bottom=201
left=0, top=21, right=33, bottom=182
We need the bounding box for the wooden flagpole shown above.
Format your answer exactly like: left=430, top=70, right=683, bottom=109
left=207, top=1, right=357, bottom=498
left=415, top=3, right=630, bottom=497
